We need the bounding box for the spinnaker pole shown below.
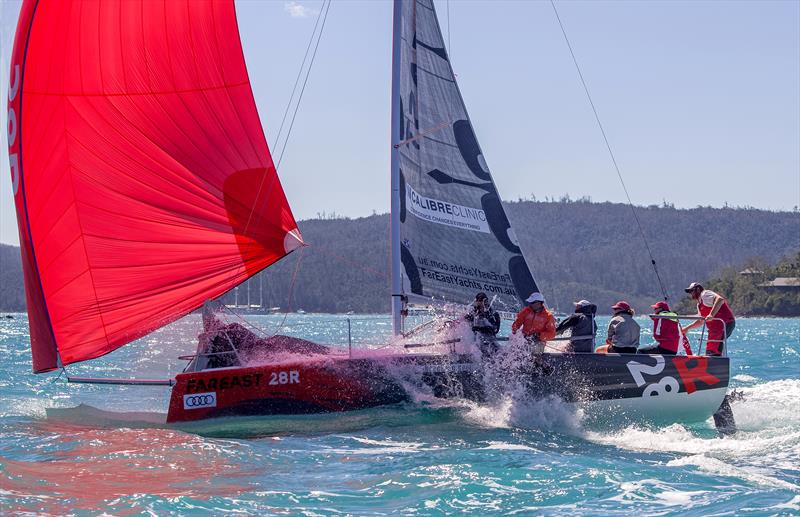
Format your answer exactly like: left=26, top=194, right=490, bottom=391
left=390, top=0, right=404, bottom=336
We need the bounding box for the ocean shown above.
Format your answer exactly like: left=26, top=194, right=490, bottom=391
left=0, top=313, right=798, bottom=515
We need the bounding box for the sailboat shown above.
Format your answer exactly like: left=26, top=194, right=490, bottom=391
left=8, top=0, right=732, bottom=430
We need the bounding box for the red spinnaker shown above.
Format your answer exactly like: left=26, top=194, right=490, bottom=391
left=7, top=0, right=302, bottom=372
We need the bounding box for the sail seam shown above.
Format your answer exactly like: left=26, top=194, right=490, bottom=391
left=61, top=154, right=112, bottom=351
left=63, top=101, right=232, bottom=218
left=185, top=2, right=250, bottom=173
left=208, top=2, right=263, bottom=172
left=21, top=81, right=251, bottom=98
left=146, top=1, right=232, bottom=186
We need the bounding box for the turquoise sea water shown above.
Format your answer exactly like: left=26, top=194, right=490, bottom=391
left=0, top=313, right=798, bottom=515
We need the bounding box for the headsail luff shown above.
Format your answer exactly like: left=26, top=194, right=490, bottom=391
left=393, top=0, right=538, bottom=313
left=8, top=0, right=302, bottom=372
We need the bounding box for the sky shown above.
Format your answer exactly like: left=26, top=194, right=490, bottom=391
left=0, top=0, right=798, bottom=246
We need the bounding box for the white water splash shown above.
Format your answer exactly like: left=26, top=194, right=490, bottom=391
left=584, top=378, right=800, bottom=492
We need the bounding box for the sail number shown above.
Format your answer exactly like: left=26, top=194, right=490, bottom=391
left=269, top=370, right=300, bottom=385
left=626, top=356, right=680, bottom=397
left=8, top=64, right=20, bottom=195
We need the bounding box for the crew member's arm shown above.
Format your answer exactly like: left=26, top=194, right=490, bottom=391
left=606, top=320, right=617, bottom=345
left=682, top=302, right=706, bottom=332
left=555, top=315, right=576, bottom=333
left=511, top=309, right=525, bottom=334
left=682, top=318, right=703, bottom=332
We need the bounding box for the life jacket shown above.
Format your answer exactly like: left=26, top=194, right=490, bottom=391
left=697, top=290, right=734, bottom=355
left=697, top=291, right=735, bottom=323
left=651, top=311, right=680, bottom=353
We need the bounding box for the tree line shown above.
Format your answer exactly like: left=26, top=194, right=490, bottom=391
left=1, top=201, right=798, bottom=315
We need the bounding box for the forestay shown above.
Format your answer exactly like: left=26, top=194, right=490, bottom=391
left=394, top=0, right=538, bottom=312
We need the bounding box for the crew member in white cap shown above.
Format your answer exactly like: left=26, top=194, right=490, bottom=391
left=682, top=282, right=735, bottom=356
left=511, top=292, right=556, bottom=344
left=554, top=300, right=597, bottom=353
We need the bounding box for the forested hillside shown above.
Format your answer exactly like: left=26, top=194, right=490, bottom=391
left=0, top=244, right=25, bottom=311
left=2, top=201, right=798, bottom=315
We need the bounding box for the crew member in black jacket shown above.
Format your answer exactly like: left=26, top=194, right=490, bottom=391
left=465, top=292, right=501, bottom=358
left=555, top=300, right=597, bottom=353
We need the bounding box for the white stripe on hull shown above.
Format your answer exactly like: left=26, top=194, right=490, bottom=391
left=579, top=387, right=728, bottom=426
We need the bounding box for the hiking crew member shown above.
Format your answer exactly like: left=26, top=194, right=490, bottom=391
left=644, top=301, right=692, bottom=355
left=511, top=292, right=556, bottom=348
left=465, top=292, right=501, bottom=358
left=682, top=282, right=735, bottom=356
left=597, top=301, right=640, bottom=354
left=555, top=299, right=597, bottom=353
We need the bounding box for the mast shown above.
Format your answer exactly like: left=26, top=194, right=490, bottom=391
left=390, top=0, right=404, bottom=336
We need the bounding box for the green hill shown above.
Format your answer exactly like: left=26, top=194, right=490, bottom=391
left=2, top=201, right=798, bottom=315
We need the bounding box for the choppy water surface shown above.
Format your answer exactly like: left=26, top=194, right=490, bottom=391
left=0, top=314, right=798, bottom=515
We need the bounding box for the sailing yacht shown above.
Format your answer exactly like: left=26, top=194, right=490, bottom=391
left=7, top=0, right=733, bottom=430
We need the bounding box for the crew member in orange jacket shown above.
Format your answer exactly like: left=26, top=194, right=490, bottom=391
left=511, top=292, right=556, bottom=343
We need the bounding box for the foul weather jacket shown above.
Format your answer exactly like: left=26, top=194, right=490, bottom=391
left=651, top=311, right=680, bottom=353
left=555, top=304, right=597, bottom=353
left=512, top=306, right=556, bottom=341
left=606, top=312, right=641, bottom=352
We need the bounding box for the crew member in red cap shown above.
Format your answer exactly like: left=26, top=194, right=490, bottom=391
left=682, top=282, right=735, bottom=356
left=597, top=301, right=640, bottom=354
left=643, top=301, right=692, bottom=355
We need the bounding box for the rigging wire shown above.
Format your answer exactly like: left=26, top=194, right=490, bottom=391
left=271, top=0, right=329, bottom=153
left=549, top=0, right=670, bottom=301
left=276, top=0, right=332, bottom=169
left=233, top=1, right=331, bottom=315
left=239, top=0, right=331, bottom=239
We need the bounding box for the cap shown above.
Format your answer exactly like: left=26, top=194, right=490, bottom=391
left=526, top=292, right=545, bottom=303
left=475, top=292, right=488, bottom=301
left=650, top=301, right=670, bottom=311
left=684, top=282, right=703, bottom=293
left=611, top=300, right=632, bottom=312
left=574, top=299, right=592, bottom=308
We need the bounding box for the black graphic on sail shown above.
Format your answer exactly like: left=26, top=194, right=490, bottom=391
left=395, top=0, right=537, bottom=311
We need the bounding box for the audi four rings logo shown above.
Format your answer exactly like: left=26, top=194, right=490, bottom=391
left=183, top=392, right=217, bottom=410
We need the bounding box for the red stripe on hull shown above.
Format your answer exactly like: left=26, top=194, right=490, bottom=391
left=167, top=359, right=409, bottom=423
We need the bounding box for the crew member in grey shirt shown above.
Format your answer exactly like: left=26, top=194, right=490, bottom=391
left=597, top=300, right=640, bottom=354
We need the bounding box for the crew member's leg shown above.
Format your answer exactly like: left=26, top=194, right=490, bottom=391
left=706, top=320, right=724, bottom=356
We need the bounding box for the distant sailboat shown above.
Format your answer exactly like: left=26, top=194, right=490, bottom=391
left=8, top=0, right=732, bottom=429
